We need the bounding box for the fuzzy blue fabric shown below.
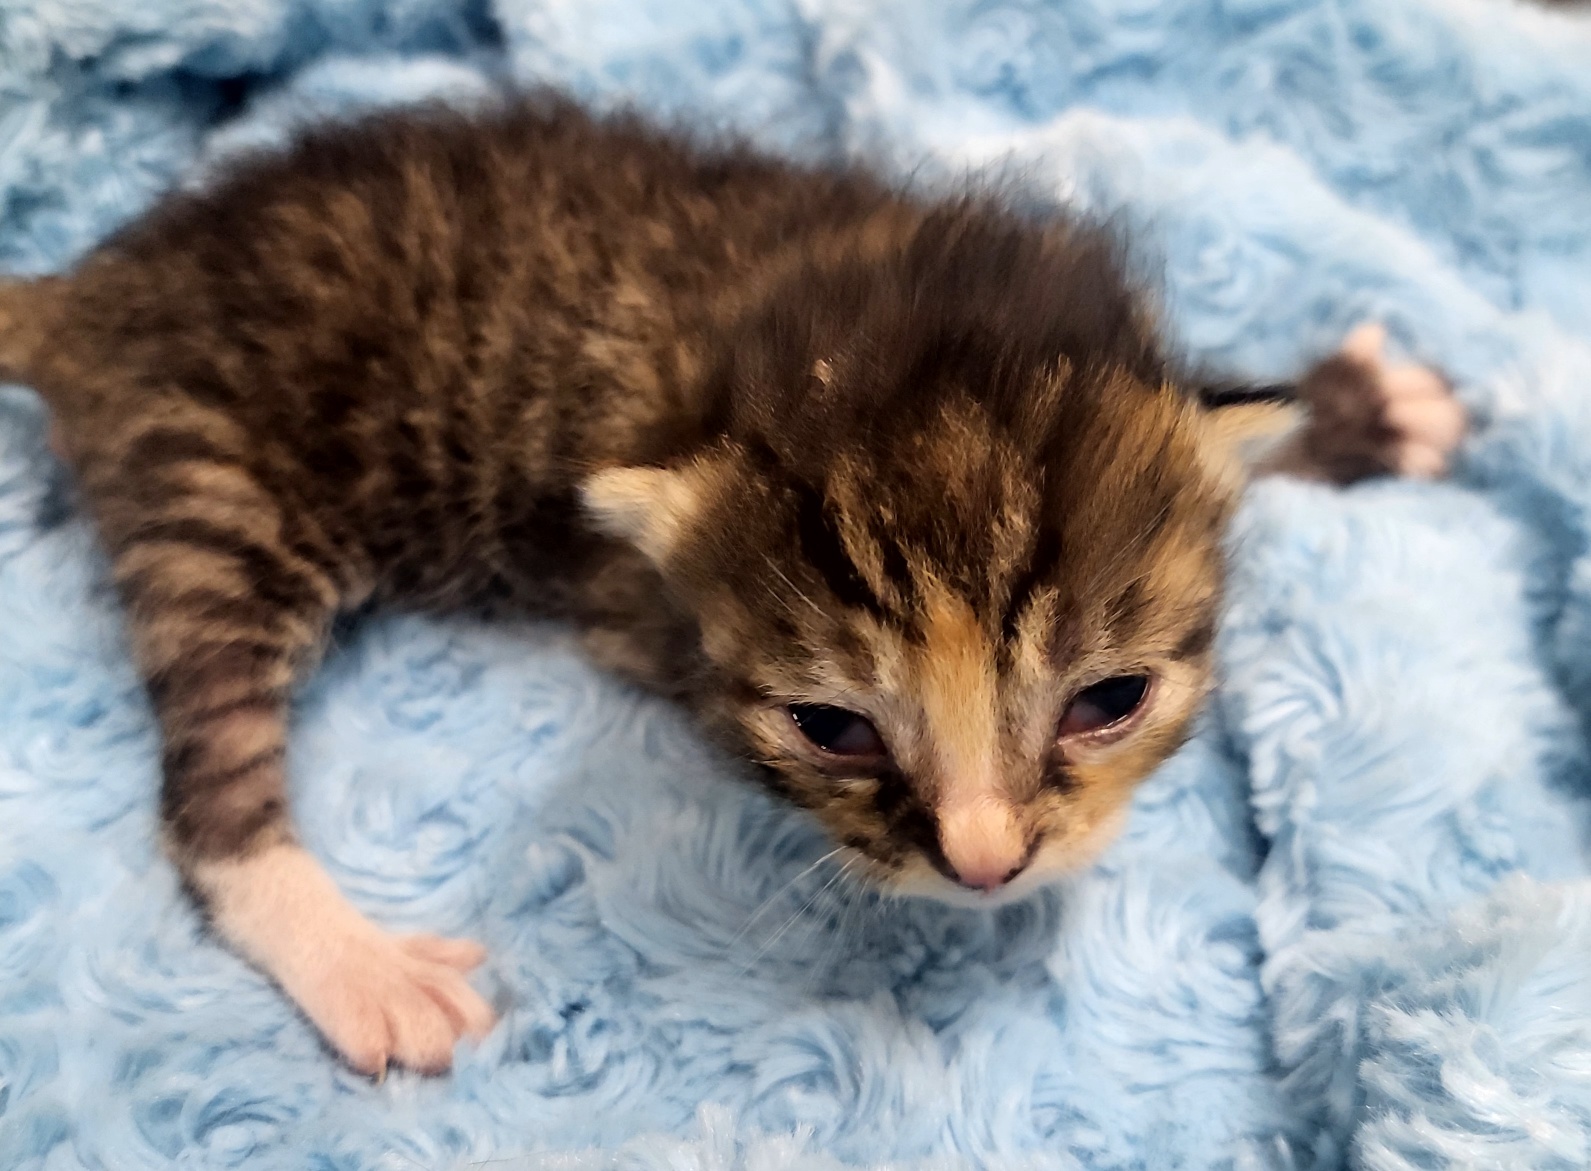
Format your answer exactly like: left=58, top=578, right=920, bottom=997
left=4, top=0, right=1591, bottom=1167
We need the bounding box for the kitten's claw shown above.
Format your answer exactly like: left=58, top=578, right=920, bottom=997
left=1293, top=322, right=1467, bottom=484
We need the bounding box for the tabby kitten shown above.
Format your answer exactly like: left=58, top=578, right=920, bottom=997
left=0, top=93, right=1464, bottom=1075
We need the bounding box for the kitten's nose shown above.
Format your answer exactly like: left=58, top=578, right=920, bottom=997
left=951, top=859, right=1027, bottom=892
left=937, top=796, right=1028, bottom=893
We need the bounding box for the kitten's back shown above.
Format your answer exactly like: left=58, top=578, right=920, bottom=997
left=11, top=95, right=907, bottom=607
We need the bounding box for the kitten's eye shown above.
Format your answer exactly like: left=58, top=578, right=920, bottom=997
left=1058, top=675, right=1151, bottom=740
left=787, top=704, right=887, bottom=758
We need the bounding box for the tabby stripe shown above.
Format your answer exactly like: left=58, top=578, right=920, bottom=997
left=200, top=795, right=286, bottom=855
left=792, top=483, right=891, bottom=620
left=1172, top=618, right=1216, bottom=662
left=117, top=426, right=240, bottom=473
left=162, top=765, right=289, bottom=858
left=1000, top=526, right=1062, bottom=646
left=1040, top=751, right=1077, bottom=793
left=162, top=743, right=286, bottom=789
left=123, top=474, right=257, bottom=515
left=125, top=585, right=308, bottom=639
left=169, top=368, right=243, bottom=410
left=160, top=707, right=280, bottom=760
left=179, top=693, right=286, bottom=727
left=145, top=640, right=297, bottom=708
left=114, top=543, right=259, bottom=602
left=141, top=626, right=294, bottom=666
left=121, top=517, right=333, bottom=613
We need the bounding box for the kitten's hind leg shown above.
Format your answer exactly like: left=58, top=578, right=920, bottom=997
left=97, top=448, right=494, bottom=1073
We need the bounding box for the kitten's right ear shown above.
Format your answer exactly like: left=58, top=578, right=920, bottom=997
left=581, top=458, right=721, bottom=567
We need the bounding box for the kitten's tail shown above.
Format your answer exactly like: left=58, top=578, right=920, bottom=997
left=0, top=276, right=62, bottom=386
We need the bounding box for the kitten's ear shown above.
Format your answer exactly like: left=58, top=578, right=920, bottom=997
left=581, top=460, right=719, bottom=566
left=1196, top=399, right=1303, bottom=485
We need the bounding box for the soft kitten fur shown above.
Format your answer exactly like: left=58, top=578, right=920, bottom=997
left=0, top=92, right=1464, bottom=1074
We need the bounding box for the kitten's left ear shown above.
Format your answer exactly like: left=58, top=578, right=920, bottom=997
left=581, top=458, right=721, bottom=567
left=1196, top=399, right=1303, bottom=486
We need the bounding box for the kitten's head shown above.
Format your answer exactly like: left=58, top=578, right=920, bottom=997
left=584, top=208, right=1242, bottom=902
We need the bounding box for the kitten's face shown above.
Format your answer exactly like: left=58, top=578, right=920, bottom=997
left=585, top=356, right=1239, bottom=904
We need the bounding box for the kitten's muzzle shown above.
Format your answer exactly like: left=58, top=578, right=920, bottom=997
left=936, top=795, right=1032, bottom=892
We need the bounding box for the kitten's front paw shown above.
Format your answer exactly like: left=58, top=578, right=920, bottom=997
left=1295, top=323, right=1467, bottom=483
left=297, top=930, right=496, bottom=1076
left=201, top=845, right=496, bottom=1075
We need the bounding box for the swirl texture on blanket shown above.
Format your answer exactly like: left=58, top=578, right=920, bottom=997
left=3, top=0, right=1591, bottom=1167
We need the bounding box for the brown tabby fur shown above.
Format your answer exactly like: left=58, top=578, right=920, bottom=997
left=0, top=91, right=1445, bottom=1071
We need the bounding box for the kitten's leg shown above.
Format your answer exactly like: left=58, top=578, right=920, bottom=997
left=1270, top=323, right=1467, bottom=483
left=95, top=440, right=494, bottom=1073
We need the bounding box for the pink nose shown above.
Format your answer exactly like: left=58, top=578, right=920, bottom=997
left=937, top=797, right=1028, bottom=893
left=951, top=860, right=1027, bottom=892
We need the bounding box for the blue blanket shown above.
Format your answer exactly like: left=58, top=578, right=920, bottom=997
left=5, top=1, right=1591, bottom=1167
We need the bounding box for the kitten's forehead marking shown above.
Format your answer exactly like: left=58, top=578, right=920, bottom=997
left=913, top=583, right=1001, bottom=800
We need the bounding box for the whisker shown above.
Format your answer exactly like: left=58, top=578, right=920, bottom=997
left=788, top=856, right=856, bottom=961
left=737, top=856, right=850, bottom=976
left=725, top=846, right=844, bottom=956
left=763, top=556, right=827, bottom=620
left=802, top=856, right=866, bottom=993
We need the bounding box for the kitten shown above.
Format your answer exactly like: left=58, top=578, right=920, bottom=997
left=0, top=93, right=1464, bottom=1075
